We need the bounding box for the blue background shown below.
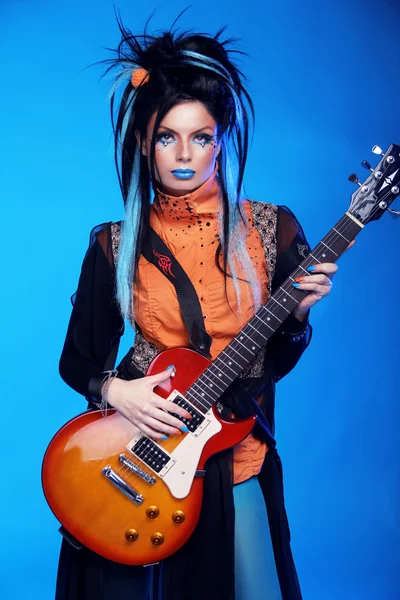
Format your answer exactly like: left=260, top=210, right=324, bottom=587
left=1, top=0, right=399, bottom=598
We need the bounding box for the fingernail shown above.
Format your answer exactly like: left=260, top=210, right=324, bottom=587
left=181, top=425, right=189, bottom=433
left=295, top=277, right=304, bottom=282
left=307, top=265, right=315, bottom=272
left=161, top=435, right=168, bottom=440
left=292, top=282, right=300, bottom=288
left=167, top=364, right=175, bottom=370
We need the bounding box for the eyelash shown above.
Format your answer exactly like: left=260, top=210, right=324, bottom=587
left=155, top=133, right=214, bottom=146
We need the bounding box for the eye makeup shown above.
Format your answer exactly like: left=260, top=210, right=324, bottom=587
left=155, top=132, right=215, bottom=148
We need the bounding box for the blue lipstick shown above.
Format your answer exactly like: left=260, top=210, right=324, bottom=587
left=171, top=169, right=196, bottom=180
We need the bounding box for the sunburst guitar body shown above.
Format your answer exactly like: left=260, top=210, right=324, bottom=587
left=42, top=347, right=256, bottom=565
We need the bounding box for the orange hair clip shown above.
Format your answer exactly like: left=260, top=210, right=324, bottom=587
left=131, top=67, right=150, bottom=88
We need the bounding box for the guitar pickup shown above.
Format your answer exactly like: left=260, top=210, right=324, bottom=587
left=171, top=394, right=206, bottom=433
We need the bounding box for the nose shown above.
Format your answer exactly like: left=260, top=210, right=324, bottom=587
left=176, top=138, right=193, bottom=163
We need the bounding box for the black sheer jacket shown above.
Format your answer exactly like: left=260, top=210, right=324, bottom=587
left=57, top=204, right=313, bottom=600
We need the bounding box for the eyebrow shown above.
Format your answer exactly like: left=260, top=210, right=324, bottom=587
left=157, top=125, right=215, bottom=135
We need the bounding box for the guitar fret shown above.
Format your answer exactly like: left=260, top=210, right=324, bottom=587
left=187, top=384, right=217, bottom=410
left=262, top=306, right=282, bottom=326
left=332, top=227, right=350, bottom=243
left=321, top=241, right=338, bottom=257
left=281, top=287, right=297, bottom=303
left=185, top=390, right=209, bottom=412
left=179, top=209, right=365, bottom=410
left=226, top=336, right=255, bottom=361
left=189, top=381, right=216, bottom=406
left=212, top=355, right=239, bottom=375
left=237, top=331, right=252, bottom=344
left=226, top=343, right=252, bottom=362
left=221, top=352, right=243, bottom=371
left=232, top=335, right=250, bottom=352
left=231, top=337, right=259, bottom=360
left=207, top=363, right=233, bottom=383
left=254, top=313, right=274, bottom=332
left=245, top=322, right=268, bottom=343
left=202, top=372, right=225, bottom=394
left=198, top=372, right=224, bottom=395
left=297, top=264, right=310, bottom=274
left=271, top=296, right=290, bottom=313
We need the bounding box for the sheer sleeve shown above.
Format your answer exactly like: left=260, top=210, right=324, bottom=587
left=265, top=205, right=313, bottom=381
left=59, top=223, right=125, bottom=403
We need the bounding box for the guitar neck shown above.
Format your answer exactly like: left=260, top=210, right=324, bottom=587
left=187, top=212, right=363, bottom=413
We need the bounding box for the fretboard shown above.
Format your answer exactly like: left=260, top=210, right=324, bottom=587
left=184, top=212, right=363, bottom=414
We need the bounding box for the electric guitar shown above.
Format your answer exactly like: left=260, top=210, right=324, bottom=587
left=42, top=144, right=400, bottom=565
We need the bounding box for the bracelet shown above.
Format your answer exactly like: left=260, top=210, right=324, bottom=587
left=281, top=322, right=310, bottom=343
left=100, top=369, right=118, bottom=417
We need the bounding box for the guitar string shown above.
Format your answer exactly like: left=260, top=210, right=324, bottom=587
left=118, top=187, right=395, bottom=484
left=117, top=212, right=361, bottom=483
left=184, top=217, right=352, bottom=410
left=116, top=182, right=397, bottom=482
left=185, top=184, right=397, bottom=412
left=191, top=213, right=360, bottom=406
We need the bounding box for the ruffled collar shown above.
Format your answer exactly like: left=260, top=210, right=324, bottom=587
left=153, top=164, right=221, bottom=226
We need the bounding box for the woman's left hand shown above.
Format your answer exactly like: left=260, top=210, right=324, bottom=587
left=292, top=240, right=355, bottom=319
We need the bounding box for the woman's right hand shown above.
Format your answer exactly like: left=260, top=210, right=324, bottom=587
left=106, top=367, right=192, bottom=440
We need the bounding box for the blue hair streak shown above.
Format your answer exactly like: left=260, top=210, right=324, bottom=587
left=180, top=51, right=261, bottom=313
left=115, top=145, right=142, bottom=319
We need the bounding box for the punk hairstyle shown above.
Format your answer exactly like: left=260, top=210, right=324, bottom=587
left=98, top=11, right=260, bottom=320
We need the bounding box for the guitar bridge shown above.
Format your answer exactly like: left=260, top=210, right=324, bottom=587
left=119, top=454, right=156, bottom=484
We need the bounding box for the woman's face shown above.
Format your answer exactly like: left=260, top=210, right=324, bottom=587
left=138, top=100, right=221, bottom=196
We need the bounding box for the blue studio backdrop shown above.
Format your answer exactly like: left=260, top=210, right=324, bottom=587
left=1, top=1, right=399, bottom=598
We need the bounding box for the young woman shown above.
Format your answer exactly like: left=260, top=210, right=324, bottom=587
left=55, top=15, right=342, bottom=600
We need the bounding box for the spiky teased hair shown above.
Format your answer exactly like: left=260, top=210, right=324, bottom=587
left=97, top=9, right=260, bottom=321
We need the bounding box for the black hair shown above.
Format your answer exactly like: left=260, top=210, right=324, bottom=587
left=96, top=9, right=259, bottom=318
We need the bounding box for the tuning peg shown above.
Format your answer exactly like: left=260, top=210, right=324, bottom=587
left=348, top=173, right=362, bottom=186
left=361, top=160, right=373, bottom=172
left=372, top=145, right=385, bottom=156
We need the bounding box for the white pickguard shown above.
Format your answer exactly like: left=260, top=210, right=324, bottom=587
left=161, top=409, right=221, bottom=499
left=127, top=401, right=222, bottom=500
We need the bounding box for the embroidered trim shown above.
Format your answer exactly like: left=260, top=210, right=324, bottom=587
left=110, top=222, right=121, bottom=266
left=248, top=200, right=278, bottom=297
left=129, top=331, right=160, bottom=375
left=238, top=202, right=278, bottom=379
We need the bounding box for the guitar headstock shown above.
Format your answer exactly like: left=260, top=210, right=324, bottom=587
left=348, top=143, right=400, bottom=224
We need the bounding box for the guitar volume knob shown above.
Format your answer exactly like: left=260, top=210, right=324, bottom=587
left=146, top=505, right=160, bottom=519
left=125, top=528, right=139, bottom=542
left=151, top=532, right=165, bottom=545
left=172, top=510, right=185, bottom=524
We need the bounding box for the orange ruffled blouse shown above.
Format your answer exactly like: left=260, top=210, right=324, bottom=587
left=134, top=167, right=270, bottom=484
